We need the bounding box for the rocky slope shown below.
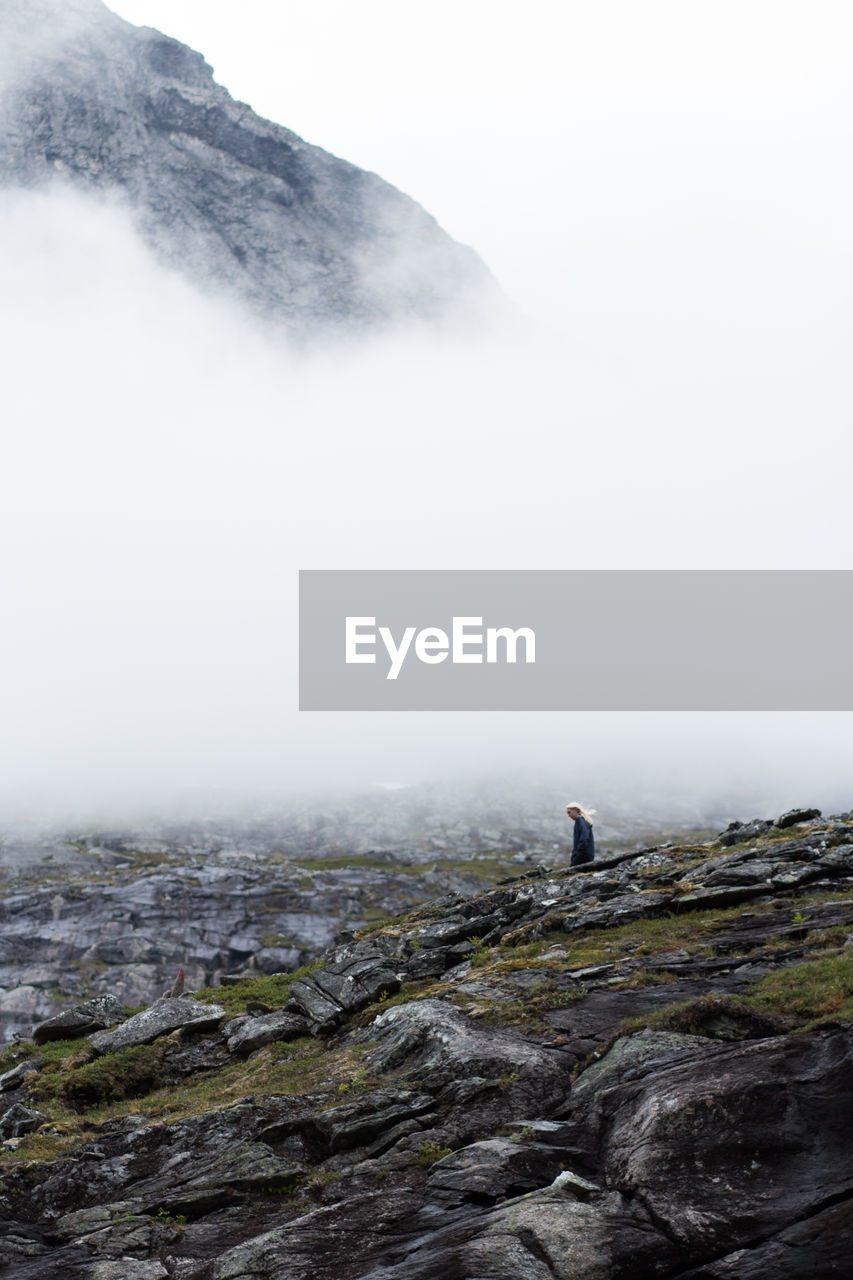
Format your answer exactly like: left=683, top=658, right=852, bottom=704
left=0, top=0, right=496, bottom=334
left=1, top=805, right=852, bottom=1278
left=0, top=835, right=525, bottom=1043
left=0, top=784, right=721, bottom=1043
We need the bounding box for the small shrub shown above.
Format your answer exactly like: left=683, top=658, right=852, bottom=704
left=155, top=1207, right=187, bottom=1226
left=417, top=1141, right=452, bottom=1167
left=303, top=1169, right=340, bottom=1200
left=338, top=1066, right=368, bottom=1094
left=542, top=985, right=589, bottom=1007
left=509, top=1124, right=535, bottom=1143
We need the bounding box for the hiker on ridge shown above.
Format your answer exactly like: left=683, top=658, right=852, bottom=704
left=567, top=802, right=596, bottom=866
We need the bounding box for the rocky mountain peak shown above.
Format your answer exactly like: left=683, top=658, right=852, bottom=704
left=0, top=0, right=497, bottom=334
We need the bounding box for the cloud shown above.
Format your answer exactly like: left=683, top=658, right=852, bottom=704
left=0, top=183, right=850, bottom=827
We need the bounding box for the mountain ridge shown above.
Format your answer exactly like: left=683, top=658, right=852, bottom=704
left=0, top=0, right=497, bottom=334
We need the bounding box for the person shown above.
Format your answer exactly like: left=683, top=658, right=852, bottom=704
left=566, top=802, right=596, bottom=866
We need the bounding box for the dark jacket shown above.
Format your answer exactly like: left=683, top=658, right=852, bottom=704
left=571, top=814, right=595, bottom=865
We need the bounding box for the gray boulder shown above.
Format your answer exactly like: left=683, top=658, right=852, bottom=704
left=458, top=1186, right=675, bottom=1280
left=314, top=1088, right=434, bottom=1155
left=33, top=994, right=125, bottom=1044
left=288, top=954, right=401, bottom=1033
left=428, top=1136, right=568, bottom=1201
left=567, top=1026, right=853, bottom=1259
left=1, top=1102, right=46, bottom=1137
left=225, top=1009, right=310, bottom=1055
left=0, top=1058, right=41, bottom=1091
left=674, top=1200, right=853, bottom=1279
left=776, top=806, right=822, bottom=829
left=251, top=947, right=303, bottom=975
left=363, top=998, right=566, bottom=1100
left=718, top=817, right=774, bottom=846
left=88, top=1262, right=168, bottom=1280
left=89, top=997, right=225, bottom=1055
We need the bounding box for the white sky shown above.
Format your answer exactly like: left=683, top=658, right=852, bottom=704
left=1, top=1, right=852, bottom=824
left=108, top=1, right=853, bottom=310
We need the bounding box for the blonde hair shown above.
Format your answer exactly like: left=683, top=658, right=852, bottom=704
left=566, top=802, right=596, bottom=823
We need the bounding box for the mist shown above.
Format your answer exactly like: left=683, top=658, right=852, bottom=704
left=2, top=0, right=852, bottom=832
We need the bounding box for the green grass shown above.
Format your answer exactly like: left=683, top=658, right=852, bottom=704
left=35, top=1042, right=165, bottom=1110
left=745, top=949, right=853, bottom=1024
left=619, top=968, right=682, bottom=988
left=575, top=949, right=853, bottom=1072
left=0, top=1033, right=96, bottom=1076
left=505, top=890, right=852, bottom=970
left=154, top=1206, right=188, bottom=1226
left=192, top=960, right=323, bottom=1017
left=294, top=853, right=520, bottom=881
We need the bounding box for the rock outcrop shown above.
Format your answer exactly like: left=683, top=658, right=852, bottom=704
left=0, top=806, right=851, bottom=1277
left=0, top=829, right=537, bottom=1043
left=0, top=0, right=497, bottom=334
left=89, top=997, right=226, bottom=1055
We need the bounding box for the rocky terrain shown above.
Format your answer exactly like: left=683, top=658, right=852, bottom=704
left=0, top=0, right=496, bottom=334
left=0, top=781, right=721, bottom=1042
left=1, top=803, right=851, bottom=1278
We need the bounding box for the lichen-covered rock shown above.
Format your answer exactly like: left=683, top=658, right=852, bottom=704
left=1, top=1101, right=46, bottom=1136
left=89, top=997, right=225, bottom=1055
left=363, top=999, right=568, bottom=1101
left=567, top=1027, right=709, bottom=1105
left=718, top=817, right=774, bottom=846
left=567, top=1026, right=853, bottom=1261
left=673, top=1200, right=853, bottom=1279
left=33, top=994, right=125, bottom=1044
left=314, top=1089, right=434, bottom=1155
left=457, top=1186, right=675, bottom=1280
left=288, top=955, right=401, bottom=1033
left=427, top=1136, right=567, bottom=1201
left=88, top=1261, right=168, bottom=1280
left=225, top=1009, right=310, bottom=1055
left=0, top=1058, right=41, bottom=1090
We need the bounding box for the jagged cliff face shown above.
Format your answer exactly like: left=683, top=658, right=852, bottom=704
left=0, top=0, right=495, bottom=333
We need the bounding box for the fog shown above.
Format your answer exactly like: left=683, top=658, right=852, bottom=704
left=1, top=1, right=852, bottom=830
